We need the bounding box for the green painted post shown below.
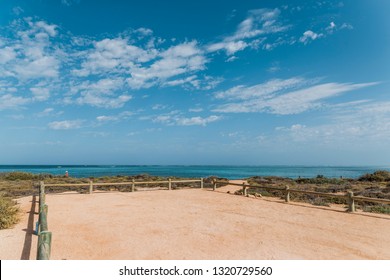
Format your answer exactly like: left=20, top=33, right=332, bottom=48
left=37, top=231, right=52, bottom=260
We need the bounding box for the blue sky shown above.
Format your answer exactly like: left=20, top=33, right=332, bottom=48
left=0, top=0, right=389, bottom=165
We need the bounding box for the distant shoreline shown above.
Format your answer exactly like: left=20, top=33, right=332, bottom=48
left=0, top=165, right=389, bottom=179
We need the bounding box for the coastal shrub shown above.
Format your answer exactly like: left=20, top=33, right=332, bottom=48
left=310, top=197, right=330, bottom=207
left=363, top=204, right=390, bottom=215
left=0, top=172, right=54, bottom=181
left=0, top=195, right=20, bottom=229
left=295, top=176, right=343, bottom=185
left=1, top=172, right=36, bottom=181
left=358, top=170, right=390, bottom=182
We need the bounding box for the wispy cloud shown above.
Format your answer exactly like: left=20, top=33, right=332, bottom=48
left=0, top=94, right=30, bottom=110
left=0, top=11, right=356, bottom=114
left=48, top=120, right=83, bottom=130
left=207, top=8, right=289, bottom=56
left=95, top=111, right=133, bottom=123
left=214, top=79, right=379, bottom=114
left=299, top=30, right=323, bottom=44
left=2, top=18, right=60, bottom=80
left=274, top=101, right=390, bottom=145
left=36, top=107, right=63, bottom=117
left=126, top=41, right=208, bottom=89
left=65, top=78, right=132, bottom=108
left=152, top=111, right=222, bottom=126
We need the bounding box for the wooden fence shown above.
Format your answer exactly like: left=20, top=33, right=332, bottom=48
left=42, top=178, right=204, bottom=192
left=213, top=180, right=390, bottom=212
left=36, top=182, right=52, bottom=260
left=36, top=178, right=203, bottom=259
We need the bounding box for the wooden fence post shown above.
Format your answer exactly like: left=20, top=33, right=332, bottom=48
left=347, top=191, right=355, bottom=212
left=39, top=181, right=45, bottom=205
left=213, top=179, right=216, bottom=191
left=200, top=178, right=204, bottom=189
left=168, top=178, right=172, bottom=190
left=131, top=179, right=135, bottom=192
left=285, top=186, right=290, bottom=202
left=89, top=180, right=93, bottom=194
left=37, top=231, right=52, bottom=260
left=243, top=183, right=247, bottom=196
left=39, top=204, right=48, bottom=232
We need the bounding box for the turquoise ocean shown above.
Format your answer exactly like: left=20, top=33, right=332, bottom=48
left=0, top=165, right=389, bottom=179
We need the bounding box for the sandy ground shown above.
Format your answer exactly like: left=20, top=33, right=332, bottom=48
left=1, top=180, right=390, bottom=260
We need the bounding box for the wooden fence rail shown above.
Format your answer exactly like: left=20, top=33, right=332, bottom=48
left=37, top=181, right=52, bottom=260
left=35, top=178, right=203, bottom=259
left=42, top=178, right=204, bottom=193
left=214, top=180, right=390, bottom=213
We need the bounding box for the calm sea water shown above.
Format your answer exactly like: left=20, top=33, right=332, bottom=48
left=0, top=165, right=388, bottom=179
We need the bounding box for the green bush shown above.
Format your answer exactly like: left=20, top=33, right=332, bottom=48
left=358, top=170, right=390, bottom=182
left=0, top=195, right=20, bottom=229
left=0, top=172, right=53, bottom=181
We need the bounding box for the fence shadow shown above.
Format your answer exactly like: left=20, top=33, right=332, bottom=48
left=213, top=188, right=390, bottom=221
left=20, top=194, right=36, bottom=260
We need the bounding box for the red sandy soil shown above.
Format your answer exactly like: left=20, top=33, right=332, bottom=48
left=1, top=180, right=390, bottom=260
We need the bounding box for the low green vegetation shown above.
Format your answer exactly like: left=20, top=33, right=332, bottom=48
left=0, top=170, right=389, bottom=230
left=358, top=170, right=390, bottom=182
left=0, top=195, right=20, bottom=230
left=0, top=172, right=223, bottom=229
left=246, top=171, right=390, bottom=214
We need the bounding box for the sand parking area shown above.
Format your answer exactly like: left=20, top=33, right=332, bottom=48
left=1, top=181, right=390, bottom=260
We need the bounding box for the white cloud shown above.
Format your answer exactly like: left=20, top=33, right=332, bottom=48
left=96, top=115, right=119, bottom=122
left=176, top=115, right=222, bottom=126
left=30, top=87, right=50, bottom=101
left=61, top=0, right=79, bottom=6
left=340, top=23, right=353, bottom=30
left=230, top=8, right=287, bottom=41
left=0, top=94, right=30, bottom=110
left=225, top=56, right=238, bottom=62
left=48, top=120, right=83, bottom=130
left=152, top=104, right=168, bottom=110
left=207, top=41, right=248, bottom=56
left=36, top=107, right=61, bottom=117
left=189, top=108, right=203, bottom=113
left=275, top=101, right=390, bottom=145
left=67, top=77, right=132, bottom=108
left=215, top=77, right=307, bottom=100
left=135, top=27, right=153, bottom=36
left=13, top=56, right=60, bottom=79
left=126, top=41, right=208, bottom=89
left=12, top=6, right=24, bottom=15
left=214, top=79, right=379, bottom=115
left=326, top=22, right=336, bottom=31
left=0, top=18, right=61, bottom=80
left=0, top=47, right=17, bottom=63
left=95, top=111, right=134, bottom=123
left=76, top=94, right=132, bottom=108
left=299, top=30, right=323, bottom=44
left=152, top=111, right=222, bottom=126
left=207, top=8, right=289, bottom=55
left=74, top=37, right=158, bottom=77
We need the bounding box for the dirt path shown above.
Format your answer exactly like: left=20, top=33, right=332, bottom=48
left=1, top=182, right=390, bottom=260
left=0, top=195, right=38, bottom=260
